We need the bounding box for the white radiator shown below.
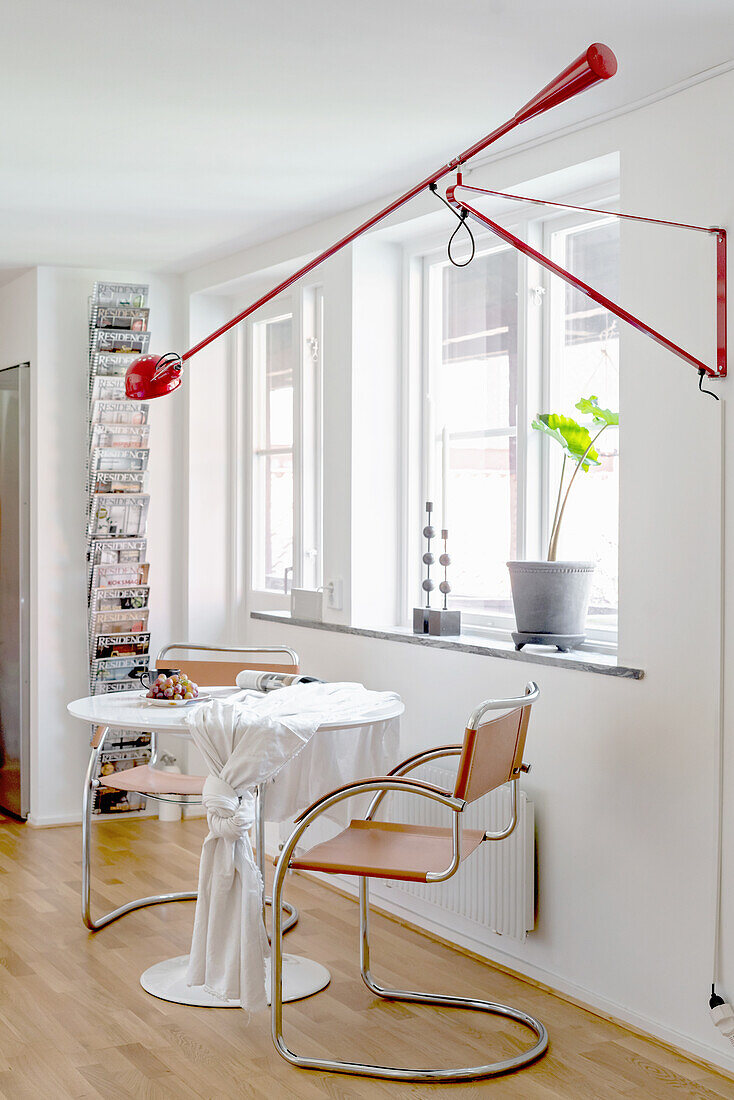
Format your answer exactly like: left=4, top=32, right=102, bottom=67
left=381, top=764, right=535, bottom=942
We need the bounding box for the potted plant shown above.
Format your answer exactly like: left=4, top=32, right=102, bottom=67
left=507, top=395, right=618, bottom=651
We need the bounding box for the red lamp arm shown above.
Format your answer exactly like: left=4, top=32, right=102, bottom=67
left=449, top=183, right=726, bottom=380
left=126, top=43, right=617, bottom=399
left=181, top=44, right=616, bottom=364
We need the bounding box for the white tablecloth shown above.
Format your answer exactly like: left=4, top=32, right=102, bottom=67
left=261, top=715, right=399, bottom=825
left=183, top=682, right=402, bottom=1012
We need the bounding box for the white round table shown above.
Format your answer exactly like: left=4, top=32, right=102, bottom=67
left=69, top=688, right=404, bottom=1008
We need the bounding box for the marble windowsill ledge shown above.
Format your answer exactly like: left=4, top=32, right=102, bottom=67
left=250, top=611, right=644, bottom=680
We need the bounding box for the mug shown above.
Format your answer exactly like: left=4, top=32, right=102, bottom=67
left=139, top=666, right=181, bottom=689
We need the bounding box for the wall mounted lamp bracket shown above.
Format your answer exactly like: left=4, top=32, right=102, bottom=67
left=125, top=43, right=618, bottom=400
left=445, top=182, right=727, bottom=387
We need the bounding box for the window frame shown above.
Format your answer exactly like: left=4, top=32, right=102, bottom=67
left=406, top=185, right=620, bottom=649
left=244, top=285, right=324, bottom=613
left=542, top=209, right=620, bottom=641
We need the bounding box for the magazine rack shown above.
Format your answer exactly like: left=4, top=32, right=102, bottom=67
left=86, top=284, right=155, bottom=812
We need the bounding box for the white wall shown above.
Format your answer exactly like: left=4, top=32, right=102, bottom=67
left=1, top=266, right=187, bottom=825
left=351, top=238, right=403, bottom=624
left=181, top=69, right=734, bottom=1073
left=0, top=270, right=36, bottom=369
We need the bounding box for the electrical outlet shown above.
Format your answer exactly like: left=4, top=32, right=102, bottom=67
left=326, top=578, right=343, bottom=610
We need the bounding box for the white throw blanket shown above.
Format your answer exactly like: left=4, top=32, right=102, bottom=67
left=184, top=681, right=400, bottom=1012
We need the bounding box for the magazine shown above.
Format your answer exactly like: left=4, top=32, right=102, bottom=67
left=91, top=400, right=148, bottom=427
left=88, top=493, right=149, bottom=539
left=93, top=632, right=151, bottom=660
left=91, top=470, right=146, bottom=494
left=95, top=729, right=151, bottom=750
left=88, top=539, right=147, bottom=567
left=90, top=375, right=127, bottom=402
left=90, top=329, right=151, bottom=356
left=88, top=447, right=150, bottom=475
left=90, top=585, right=149, bottom=612
left=91, top=561, right=149, bottom=589
left=90, top=608, right=150, bottom=641
left=91, top=351, right=144, bottom=378
left=94, top=307, right=150, bottom=332
left=92, top=680, right=143, bottom=695
left=96, top=730, right=151, bottom=750
left=90, top=655, right=149, bottom=686
left=90, top=423, right=150, bottom=450
left=93, top=282, right=149, bottom=308
left=93, top=745, right=150, bottom=814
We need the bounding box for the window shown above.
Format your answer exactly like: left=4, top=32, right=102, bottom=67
left=419, top=194, right=620, bottom=642
left=252, top=311, right=295, bottom=593
left=249, top=288, right=323, bottom=603
left=426, top=245, right=520, bottom=614
left=547, top=217, right=619, bottom=631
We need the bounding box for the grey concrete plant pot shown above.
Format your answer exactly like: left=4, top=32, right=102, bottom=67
left=507, top=560, right=595, bottom=651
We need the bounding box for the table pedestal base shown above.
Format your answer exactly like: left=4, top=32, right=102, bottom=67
left=140, top=953, right=330, bottom=1007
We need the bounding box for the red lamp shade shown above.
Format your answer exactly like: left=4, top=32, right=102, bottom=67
left=125, top=353, right=183, bottom=400
left=514, top=43, right=617, bottom=125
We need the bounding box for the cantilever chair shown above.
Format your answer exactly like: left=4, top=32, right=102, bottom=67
left=270, top=681, right=546, bottom=1083
left=82, top=642, right=299, bottom=932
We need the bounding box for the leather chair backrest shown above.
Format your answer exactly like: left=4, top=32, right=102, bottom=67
left=453, top=704, right=532, bottom=803
left=156, top=648, right=298, bottom=687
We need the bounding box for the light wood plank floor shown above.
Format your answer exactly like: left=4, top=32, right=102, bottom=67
left=0, top=816, right=732, bottom=1099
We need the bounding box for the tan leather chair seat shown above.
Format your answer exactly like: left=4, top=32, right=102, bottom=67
left=99, top=764, right=204, bottom=797
left=290, top=819, right=486, bottom=882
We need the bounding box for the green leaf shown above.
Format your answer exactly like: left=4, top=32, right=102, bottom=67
left=575, top=394, right=619, bottom=427
left=531, top=413, right=601, bottom=471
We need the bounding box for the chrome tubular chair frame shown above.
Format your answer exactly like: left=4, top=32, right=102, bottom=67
left=270, top=692, right=548, bottom=1082
left=155, top=641, right=299, bottom=673
left=82, top=642, right=300, bottom=933
left=81, top=723, right=199, bottom=930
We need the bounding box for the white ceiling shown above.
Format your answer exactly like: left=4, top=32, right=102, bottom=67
left=1, top=0, right=732, bottom=279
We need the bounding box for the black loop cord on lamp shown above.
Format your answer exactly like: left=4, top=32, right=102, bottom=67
left=429, top=182, right=476, bottom=268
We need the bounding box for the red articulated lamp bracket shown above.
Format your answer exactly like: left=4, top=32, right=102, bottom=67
left=126, top=42, right=618, bottom=400
left=446, top=182, right=727, bottom=383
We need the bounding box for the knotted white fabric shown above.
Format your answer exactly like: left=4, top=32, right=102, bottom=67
left=203, top=775, right=253, bottom=840
left=184, top=682, right=400, bottom=1012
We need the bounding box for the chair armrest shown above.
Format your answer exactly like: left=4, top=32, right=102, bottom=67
left=278, top=777, right=465, bottom=891
left=294, top=775, right=462, bottom=824
left=362, top=745, right=464, bottom=821
left=387, top=744, right=464, bottom=777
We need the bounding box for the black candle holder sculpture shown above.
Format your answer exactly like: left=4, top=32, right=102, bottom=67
left=413, top=507, right=461, bottom=636
left=428, top=529, right=461, bottom=636
left=413, top=502, right=436, bottom=634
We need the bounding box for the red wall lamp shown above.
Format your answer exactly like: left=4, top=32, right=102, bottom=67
left=124, top=42, right=726, bottom=402
left=446, top=182, right=726, bottom=393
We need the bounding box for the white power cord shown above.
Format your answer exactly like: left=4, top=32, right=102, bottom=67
left=710, top=395, right=732, bottom=1041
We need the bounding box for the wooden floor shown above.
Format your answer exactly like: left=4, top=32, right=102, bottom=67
left=0, top=817, right=732, bottom=1099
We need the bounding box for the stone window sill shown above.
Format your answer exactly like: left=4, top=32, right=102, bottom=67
left=250, top=611, right=643, bottom=680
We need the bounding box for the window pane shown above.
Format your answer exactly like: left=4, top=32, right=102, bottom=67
left=265, top=317, right=294, bottom=448
left=552, top=220, right=619, bottom=624
left=263, top=451, right=293, bottom=591
left=431, top=246, right=520, bottom=610
left=558, top=219, right=619, bottom=411
left=444, top=434, right=517, bottom=613
left=253, top=314, right=294, bottom=593
left=441, top=248, right=518, bottom=430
